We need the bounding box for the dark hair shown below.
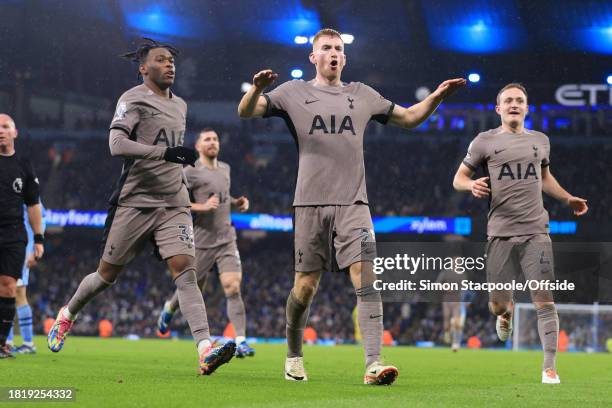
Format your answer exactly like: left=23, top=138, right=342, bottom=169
left=496, top=83, right=528, bottom=104
left=121, top=38, right=179, bottom=78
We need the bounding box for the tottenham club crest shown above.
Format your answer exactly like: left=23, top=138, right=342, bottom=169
left=114, top=101, right=127, bottom=121
left=12, top=177, right=23, bottom=193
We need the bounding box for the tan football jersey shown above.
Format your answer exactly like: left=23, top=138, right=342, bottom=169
left=264, top=79, right=394, bottom=206
left=184, top=161, right=236, bottom=249
left=109, top=84, right=190, bottom=207
left=462, top=127, right=551, bottom=237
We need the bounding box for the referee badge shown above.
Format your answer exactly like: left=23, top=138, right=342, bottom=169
left=12, top=177, right=23, bottom=193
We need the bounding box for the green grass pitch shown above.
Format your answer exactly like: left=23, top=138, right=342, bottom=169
left=1, top=336, right=611, bottom=407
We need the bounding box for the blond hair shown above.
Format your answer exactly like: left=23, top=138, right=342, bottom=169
left=312, top=28, right=342, bottom=48
left=496, top=83, right=528, bottom=104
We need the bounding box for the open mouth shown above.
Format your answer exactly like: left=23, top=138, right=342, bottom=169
left=330, top=60, right=338, bottom=70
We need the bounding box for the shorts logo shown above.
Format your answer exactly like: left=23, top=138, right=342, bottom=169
left=361, top=228, right=375, bottom=242
left=12, top=178, right=23, bottom=193
left=178, top=224, right=194, bottom=247
left=108, top=244, right=115, bottom=256
left=297, top=249, right=303, bottom=264
left=539, top=251, right=550, bottom=265
left=114, top=101, right=127, bottom=121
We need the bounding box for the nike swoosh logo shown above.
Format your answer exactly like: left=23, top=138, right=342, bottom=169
left=285, top=372, right=304, bottom=381
left=177, top=156, right=185, bottom=161
left=369, top=314, right=382, bottom=319
left=545, top=330, right=556, bottom=335
left=369, top=370, right=377, bottom=375
left=305, top=99, right=319, bottom=104
left=494, top=149, right=506, bottom=154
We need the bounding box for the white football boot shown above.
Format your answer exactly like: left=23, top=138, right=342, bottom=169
left=542, top=368, right=561, bottom=384
left=285, top=357, right=308, bottom=381
left=363, top=361, right=399, bottom=385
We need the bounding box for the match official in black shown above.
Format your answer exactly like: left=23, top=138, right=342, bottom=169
left=0, top=114, right=44, bottom=359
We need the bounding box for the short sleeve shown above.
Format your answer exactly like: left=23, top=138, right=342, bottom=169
left=22, top=159, right=40, bottom=206
left=183, top=167, right=197, bottom=189
left=263, top=81, right=296, bottom=118
left=462, top=135, right=487, bottom=171
left=362, top=84, right=394, bottom=125
left=109, top=96, right=140, bottom=134
left=541, top=137, right=550, bottom=168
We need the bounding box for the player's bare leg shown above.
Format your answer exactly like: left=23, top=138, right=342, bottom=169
left=284, top=270, right=320, bottom=381
left=533, top=288, right=560, bottom=384
left=48, top=260, right=120, bottom=352
left=221, top=272, right=253, bottom=357
left=349, top=261, right=398, bottom=385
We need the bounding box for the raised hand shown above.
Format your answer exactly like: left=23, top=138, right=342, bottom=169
left=253, top=69, right=279, bottom=90
left=432, top=78, right=467, bottom=100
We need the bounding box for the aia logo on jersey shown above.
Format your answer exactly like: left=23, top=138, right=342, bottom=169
left=498, top=163, right=538, bottom=180
left=12, top=177, right=23, bottom=193
left=154, top=129, right=185, bottom=147
left=309, top=115, right=356, bottom=135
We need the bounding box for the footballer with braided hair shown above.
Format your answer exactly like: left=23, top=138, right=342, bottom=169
left=47, top=38, right=237, bottom=375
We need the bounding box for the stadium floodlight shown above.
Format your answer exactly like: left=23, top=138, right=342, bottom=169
left=472, top=20, right=487, bottom=32
left=291, top=69, right=304, bottom=79
left=415, top=86, right=431, bottom=101
left=607, top=75, right=612, bottom=85
left=340, top=33, right=354, bottom=44
left=294, top=35, right=308, bottom=45
left=468, top=72, right=481, bottom=83
left=241, top=82, right=252, bottom=93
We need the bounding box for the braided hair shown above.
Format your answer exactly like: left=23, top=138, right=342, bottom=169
left=120, top=38, right=179, bottom=79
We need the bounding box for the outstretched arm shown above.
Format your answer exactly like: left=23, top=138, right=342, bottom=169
left=238, top=69, right=279, bottom=118
left=389, top=78, right=466, bottom=129
left=542, top=167, right=588, bottom=216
